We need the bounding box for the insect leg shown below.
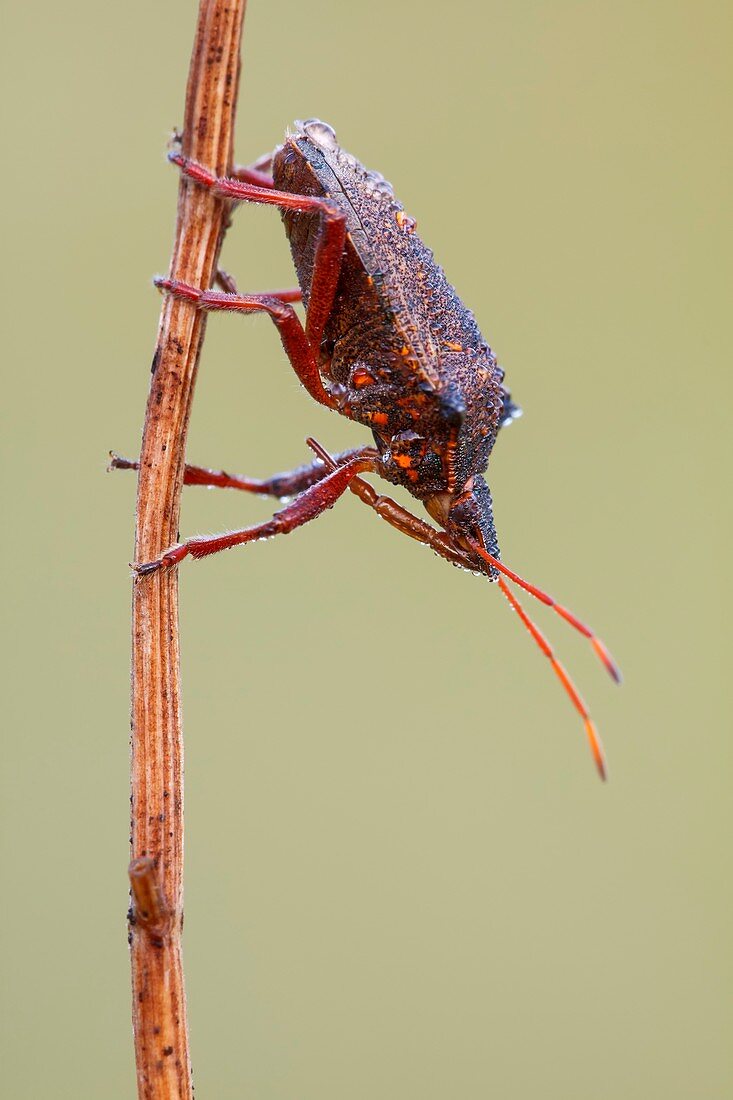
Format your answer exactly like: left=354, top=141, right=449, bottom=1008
left=109, top=448, right=376, bottom=498
left=155, top=278, right=333, bottom=408
left=169, top=152, right=347, bottom=350
left=230, top=165, right=274, bottom=188
left=231, top=150, right=276, bottom=188
left=133, top=454, right=378, bottom=575
left=214, top=268, right=301, bottom=302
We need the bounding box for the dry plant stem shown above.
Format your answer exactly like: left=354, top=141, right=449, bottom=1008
left=129, top=2, right=246, bottom=1098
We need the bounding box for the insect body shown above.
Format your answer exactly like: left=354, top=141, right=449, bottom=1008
left=126, top=119, right=620, bottom=777
left=274, top=120, right=517, bottom=533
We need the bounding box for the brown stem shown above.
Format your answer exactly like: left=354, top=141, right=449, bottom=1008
left=129, top=3, right=246, bottom=1098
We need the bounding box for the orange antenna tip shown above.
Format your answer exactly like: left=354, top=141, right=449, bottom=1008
left=591, top=637, right=623, bottom=685
left=584, top=719, right=608, bottom=781
left=552, top=602, right=621, bottom=683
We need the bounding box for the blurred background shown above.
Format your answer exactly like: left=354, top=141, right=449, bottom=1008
left=1, top=1, right=731, bottom=1097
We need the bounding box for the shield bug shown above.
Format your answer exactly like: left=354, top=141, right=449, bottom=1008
left=121, top=119, right=620, bottom=777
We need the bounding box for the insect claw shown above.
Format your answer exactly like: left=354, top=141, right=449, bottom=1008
left=133, top=559, right=164, bottom=576
left=154, top=276, right=204, bottom=307
left=108, top=452, right=138, bottom=473
left=133, top=547, right=185, bottom=575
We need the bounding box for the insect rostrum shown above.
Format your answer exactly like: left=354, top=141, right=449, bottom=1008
left=127, top=119, right=620, bottom=777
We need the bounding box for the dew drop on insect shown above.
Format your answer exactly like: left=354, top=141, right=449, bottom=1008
left=366, top=171, right=394, bottom=198
left=301, top=119, right=338, bottom=150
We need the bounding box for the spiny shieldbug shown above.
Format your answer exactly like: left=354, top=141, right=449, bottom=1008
left=122, top=118, right=621, bottom=778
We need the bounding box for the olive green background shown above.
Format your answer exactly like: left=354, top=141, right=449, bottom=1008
left=2, top=1, right=731, bottom=1097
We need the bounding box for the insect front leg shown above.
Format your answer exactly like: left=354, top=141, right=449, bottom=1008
left=168, top=152, right=347, bottom=383
left=134, top=453, right=379, bottom=575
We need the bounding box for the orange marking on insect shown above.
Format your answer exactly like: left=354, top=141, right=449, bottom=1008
left=352, top=368, right=376, bottom=388
left=371, top=411, right=388, bottom=426
left=400, top=345, right=410, bottom=356
left=444, top=340, right=463, bottom=352
left=395, top=454, right=413, bottom=469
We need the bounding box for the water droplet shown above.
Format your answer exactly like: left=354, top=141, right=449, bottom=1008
left=300, top=119, right=338, bottom=150
left=373, top=177, right=393, bottom=196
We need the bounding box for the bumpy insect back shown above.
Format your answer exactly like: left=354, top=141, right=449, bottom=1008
left=273, top=120, right=506, bottom=500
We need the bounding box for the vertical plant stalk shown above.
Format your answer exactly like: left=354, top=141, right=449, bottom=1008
left=129, top=2, right=246, bottom=1098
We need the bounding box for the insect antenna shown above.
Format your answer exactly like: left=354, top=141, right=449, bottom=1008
left=466, top=539, right=621, bottom=685
left=496, top=577, right=607, bottom=780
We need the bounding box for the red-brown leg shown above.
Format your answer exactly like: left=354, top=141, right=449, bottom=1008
left=155, top=278, right=332, bottom=408
left=134, top=454, right=378, bottom=575
left=215, top=268, right=301, bottom=303
left=230, top=165, right=274, bottom=188
left=231, top=151, right=275, bottom=188
left=109, top=447, right=376, bottom=498
left=169, top=152, right=346, bottom=349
